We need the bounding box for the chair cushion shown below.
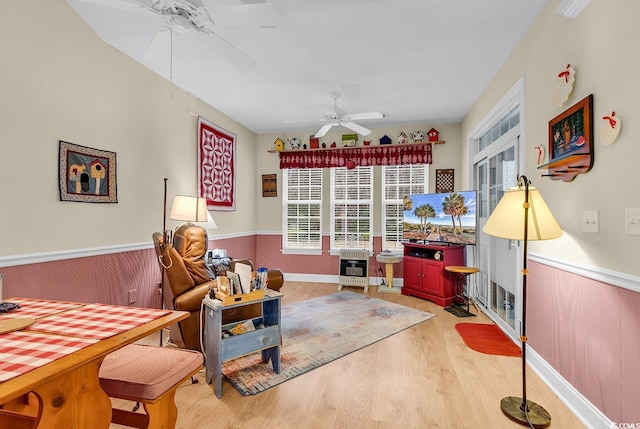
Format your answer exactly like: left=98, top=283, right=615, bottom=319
left=174, top=225, right=211, bottom=285
left=99, top=344, right=203, bottom=401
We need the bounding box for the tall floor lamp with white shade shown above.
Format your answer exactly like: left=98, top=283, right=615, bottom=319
left=482, top=175, right=562, bottom=428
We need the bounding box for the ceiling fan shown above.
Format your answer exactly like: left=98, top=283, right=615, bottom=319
left=73, top=0, right=281, bottom=29
left=314, top=91, right=385, bottom=138
left=69, top=0, right=281, bottom=70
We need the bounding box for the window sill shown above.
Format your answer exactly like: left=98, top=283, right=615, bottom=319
left=281, top=248, right=324, bottom=256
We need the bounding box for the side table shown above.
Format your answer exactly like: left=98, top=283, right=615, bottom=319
left=376, top=253, right=403, bottom=294
left=203, top=290, right=282, bottom=398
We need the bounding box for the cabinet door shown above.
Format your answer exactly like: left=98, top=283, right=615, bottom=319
left=403, top=257, right=422, bottom=291
left=421, top=260, right=444, bottom=296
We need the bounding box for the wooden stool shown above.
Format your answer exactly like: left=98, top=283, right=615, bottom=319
left=444, top=266, right=479, bottom=314
left=99, top=344, right=203, bottom=429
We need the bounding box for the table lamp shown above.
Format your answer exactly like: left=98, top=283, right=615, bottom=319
left=170, top=195, right=209, bottom=225
left=482, top=175, right=562, bottom=428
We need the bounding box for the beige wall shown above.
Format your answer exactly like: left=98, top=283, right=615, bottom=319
left=462, top=0, right=640, bottom=276
left=0, top=0, right=257, bottom=257
left=255, top=122, right=463, bottom=233
left=5, top=0, right=638, bottom=278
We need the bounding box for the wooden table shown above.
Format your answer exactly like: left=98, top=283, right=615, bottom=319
left=0, top=298, right=188, bottom=429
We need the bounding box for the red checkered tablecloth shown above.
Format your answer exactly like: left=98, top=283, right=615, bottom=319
left=0, top=298, right=83, bottom=320
left=29, top=304, right=172, bottom=339
left=0, top=331, right=98, bottom=382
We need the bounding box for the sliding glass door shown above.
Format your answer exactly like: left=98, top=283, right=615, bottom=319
left=475, top=137, right=519, bottom=330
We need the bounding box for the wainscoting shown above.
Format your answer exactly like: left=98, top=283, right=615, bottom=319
left=2, top=235, right=638, bottom=427
left=0, top=234, right=261, bottom=308
left=0, top=246, right=161, bottom=308
left=528, top=256, right=640, bottom=427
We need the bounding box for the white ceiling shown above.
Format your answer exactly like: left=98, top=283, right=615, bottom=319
left=65, top=0, right=548, bottom=136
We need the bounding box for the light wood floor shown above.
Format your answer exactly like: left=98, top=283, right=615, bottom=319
left=111, top=282, right=586, bottom=429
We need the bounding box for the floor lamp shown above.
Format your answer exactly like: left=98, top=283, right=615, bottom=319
left=482, top=175, right=562, bottom=428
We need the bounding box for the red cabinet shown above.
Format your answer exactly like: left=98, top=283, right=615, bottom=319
left=401, top=243, right=465, bottom=306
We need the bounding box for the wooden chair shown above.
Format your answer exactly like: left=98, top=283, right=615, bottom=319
left=99, top=344, right=203, bottom=429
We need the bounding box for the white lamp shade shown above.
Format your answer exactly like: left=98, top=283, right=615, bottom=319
left=482, top=185, right=562, bottom=241
left=170, top=195, right=208, bottom=222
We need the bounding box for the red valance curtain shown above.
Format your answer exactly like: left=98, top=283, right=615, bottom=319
left=279, top=143, right=432, bottom=169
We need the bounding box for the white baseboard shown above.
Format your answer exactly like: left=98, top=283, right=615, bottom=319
left=283, top=273, right=403, bottom=289
left=527, top=348, right=612, bottom=429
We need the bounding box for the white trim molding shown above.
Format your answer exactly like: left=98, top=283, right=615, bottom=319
left=530, top=252, right=640, bottom=293
left=0, top=231, right=261, bottom=268
left=0, top=243, right=152, bottom=268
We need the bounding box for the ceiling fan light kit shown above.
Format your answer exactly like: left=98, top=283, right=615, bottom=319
left=150, top=0, right=213, bottom=32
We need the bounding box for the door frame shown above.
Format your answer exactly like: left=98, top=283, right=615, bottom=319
left=466, top=77, right=526, bottom=336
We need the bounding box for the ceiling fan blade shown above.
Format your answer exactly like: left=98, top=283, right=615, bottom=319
left=342, top=121, right=372, bottom=136
left=67, top=0, right=166, bottom=56
left=71, top=0, right=153, bottom=15
left=348, top=112, right=385, bottom=120
left=201, top=2, right=281, bottom=27
left=315, top=123, right=335, bottom=138
left=197, top=31, right=258, bottom=71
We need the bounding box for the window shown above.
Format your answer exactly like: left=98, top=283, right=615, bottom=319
left=478, top=105, right=520, bottom=151
left=282, top=168, right=323, bottom=253
left=382, top=164, right=428, bottom=252
left=330, top=166, right=373, bottom=253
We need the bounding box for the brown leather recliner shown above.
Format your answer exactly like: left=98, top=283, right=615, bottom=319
left=153, top=225, right=214, bottom=351
left=152, top=225, right=284, bottom=351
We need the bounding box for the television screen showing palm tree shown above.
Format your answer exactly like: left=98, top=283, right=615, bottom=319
left=402, top=190, right=477, bottom=245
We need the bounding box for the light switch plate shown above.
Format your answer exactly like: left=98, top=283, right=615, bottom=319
left=582, top=210, right=599, bottom=233
left=625, top=208, right=640, bottom=235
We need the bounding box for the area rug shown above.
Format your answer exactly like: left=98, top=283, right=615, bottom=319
left=221, top=291, right=435, bottom=395
left=455, top=323, right=521, bottom=357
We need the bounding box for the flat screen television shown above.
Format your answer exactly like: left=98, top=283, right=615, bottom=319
left=402, top=190, right=477, bottom=246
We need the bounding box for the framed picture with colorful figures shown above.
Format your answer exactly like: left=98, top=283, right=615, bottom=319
left=543, top=94, right=594, bottom=182
left=59, top=140, right=117, bottom=203
left=549, top=94, right=593, bottom=162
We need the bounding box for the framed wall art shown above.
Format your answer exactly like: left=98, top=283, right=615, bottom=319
left=198, top=116, right=236, bottom=211
left=549, top=94, right=593, bottom=161
left=262, top=174, right=277, bottom=197
left=435, top=169, right=454, bottom=193
left=541, top=94, right=594, bottom=182
left=58, top=140, right=117, bottom=203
